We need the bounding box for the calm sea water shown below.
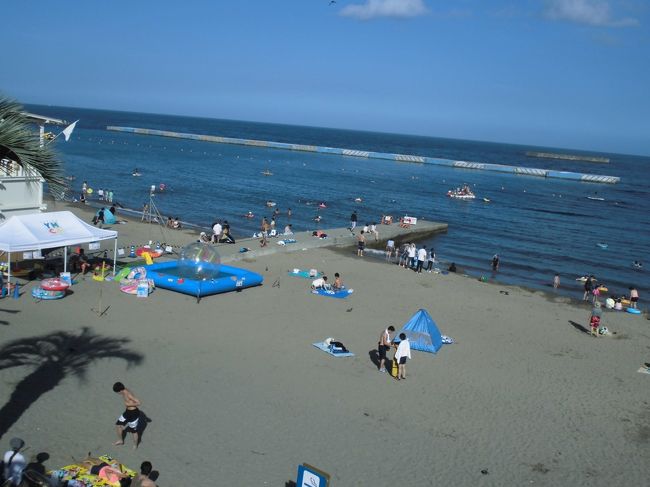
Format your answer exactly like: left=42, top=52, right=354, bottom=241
left=28, top=105, right=649, bottom=301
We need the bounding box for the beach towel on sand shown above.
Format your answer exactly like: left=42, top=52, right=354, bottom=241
left=313, top=341, right=354, bottom=357
left=312, top=288, right=354, bottom=299
left=288, top=269, right=322, bottom=279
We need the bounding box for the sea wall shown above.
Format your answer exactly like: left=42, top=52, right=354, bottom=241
left=107, top=126, right=621, bottom=184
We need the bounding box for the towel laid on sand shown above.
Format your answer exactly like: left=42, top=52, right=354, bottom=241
left=313, top=341, right=354, bottom=357
left=288, top=269, right=321, bottom=279
left=312, top=288, right=354, bottom=299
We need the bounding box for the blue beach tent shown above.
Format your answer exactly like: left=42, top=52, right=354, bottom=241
left=398, top=309, right=443, bottom=353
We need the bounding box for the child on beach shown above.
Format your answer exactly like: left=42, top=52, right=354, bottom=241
left=113, top=382, right=142, bottom=448
left=333, top=273, right=343, bottom=291
left=394, top=333, right=411, bottom=380
left=553, top=274, right=560, bottom=289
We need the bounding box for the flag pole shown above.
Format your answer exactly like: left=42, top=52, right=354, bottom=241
left=46, top=120, right=79, bottom=145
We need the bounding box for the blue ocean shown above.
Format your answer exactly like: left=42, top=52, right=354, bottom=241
left=28, top=105, right=648, bottom=301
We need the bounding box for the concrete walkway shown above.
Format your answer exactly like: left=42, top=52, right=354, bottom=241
left=216, top=220, right=448, bottom=264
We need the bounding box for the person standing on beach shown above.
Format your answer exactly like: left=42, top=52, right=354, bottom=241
left=426, top=247, right=436, bottom=272
left=141, top=203, right=149, bottom=222
left=357, top=230, right=366, bottom=257
left=491, top=254, right=499, bottom=272
left=370, top=222, right=379, bottom=241
left=82, top=181, right=88, bottom=197
left=553, top=274, right=560, bottom=289
left=394, top=333, right=411, bottom=380
left=583, top=276, right=594, bottom=301
left=113, top=382, right=142, bottom=448
left=407, top=243, right=416, bottom=269
left=385, top=239, right=395, bottom=261
left=629, top=286, right=639, bottom=309
left=350, top=211, right=358, bottom=233
left=416, top=245, right=427, bottom=273
left=377, top=326, right=395, bottom=373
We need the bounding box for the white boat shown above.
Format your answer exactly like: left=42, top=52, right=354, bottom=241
left=447, top=189, right=475, bottom=200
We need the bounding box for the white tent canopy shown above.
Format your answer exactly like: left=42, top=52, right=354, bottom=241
left=0, top=210, right=118, bottom=282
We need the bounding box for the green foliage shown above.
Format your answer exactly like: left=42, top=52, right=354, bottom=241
left=0, top=95, right=66, bottom=197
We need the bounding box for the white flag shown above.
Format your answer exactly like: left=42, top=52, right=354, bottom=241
left=61, top=120, right=78, bottom=142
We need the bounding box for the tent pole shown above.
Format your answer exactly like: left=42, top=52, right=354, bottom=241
left=113, top=239, right=117, bottom=276
left=64, top=246, right=68, bottom=273
left=7, top=252, right=11, bottom=287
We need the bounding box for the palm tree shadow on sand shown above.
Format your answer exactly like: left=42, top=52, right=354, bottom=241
left=0, top=326, right=143, bottom=439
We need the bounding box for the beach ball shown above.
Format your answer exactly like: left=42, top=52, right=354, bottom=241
left=178, top=242, right=221, bottom=279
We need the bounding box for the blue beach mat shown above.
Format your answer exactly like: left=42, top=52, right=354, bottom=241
left=313, top=341, right=355, bottom=357
left=288, top=269, right=322, bottom=279
left=312, top=288, right=354, bottom=299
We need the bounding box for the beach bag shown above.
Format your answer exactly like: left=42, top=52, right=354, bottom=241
left=391, top=359, right=399, bottom=377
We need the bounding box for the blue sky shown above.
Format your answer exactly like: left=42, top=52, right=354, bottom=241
left=3, top=0, right=649, bottom=155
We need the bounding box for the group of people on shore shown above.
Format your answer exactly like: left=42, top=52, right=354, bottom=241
left=390, top=242, right=436, bottom=273
left=582, top=275, right=639, bottom=309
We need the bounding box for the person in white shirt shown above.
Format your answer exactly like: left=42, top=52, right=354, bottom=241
left=394, top=333, right=411, bottom=380
left=370, top=222, right=379, bottom=241
left=284, top=224, right=293, bottom=235
left=407, top=244, right=416, bottom=269
left=211, top=221, right=222, bottom=244
left=385, top=239, right=395, bottom=261
left=311, top=277, right=325, bottom=290
left=3, top=437, right=26, bottom=487
left=416, top=246, right=427, bottom=273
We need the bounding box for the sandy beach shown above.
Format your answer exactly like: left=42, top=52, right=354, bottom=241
left=1, top=202, right=648, bottom=486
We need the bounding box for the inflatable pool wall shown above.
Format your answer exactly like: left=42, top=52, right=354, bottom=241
left=144, top=261, right=263, bottom=296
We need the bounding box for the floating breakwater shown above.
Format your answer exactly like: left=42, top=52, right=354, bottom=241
left=107, top=126, right=620, bottom=184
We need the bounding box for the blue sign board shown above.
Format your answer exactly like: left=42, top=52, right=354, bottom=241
left=296, top=463, right=330, bottom=487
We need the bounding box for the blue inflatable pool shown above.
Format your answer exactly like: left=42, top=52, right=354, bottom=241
left=144, top=261, right=263, bottom=297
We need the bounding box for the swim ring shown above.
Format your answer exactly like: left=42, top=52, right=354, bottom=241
left=125, top=267, right=147, bottom=281
left=597, top=286, right=608, bottom=293
left=135, top=247, right=163, bottom=258
left=119, top=278, right=155, bottom=295
left=31, top=287, right=65, bottom=300
left=40, top=278, right=70, bottom=292
left=86, top=188, right=93, bottom=194
left=627, top=308, right=641, bottom=314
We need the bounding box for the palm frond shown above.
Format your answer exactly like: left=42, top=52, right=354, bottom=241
left=0, top=95, right=67, bottom=197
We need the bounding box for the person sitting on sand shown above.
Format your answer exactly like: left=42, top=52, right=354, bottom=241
left=614, top=298, right=623, bottom=311
left=448, top=262, right=457, bottom=273
left=172, top=217, right=181, bottom=229
left=3, top=437, right=26, bottom=487
left=81, top=456, right=129, bottom=484
left=284, top=224, right=293, bottom=235
left=198, top=232, right=211, bottom=243
left=166, top=217, right=173, bottom=228
left=220, top=227, right=235, bottom=244
left=132, top=461, right=156, bottom=487
left=333, top=273, right=343, bottom=291
left=311, top=276, right=326, bottom=290
left=76, top=248, right=90, bottom=274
